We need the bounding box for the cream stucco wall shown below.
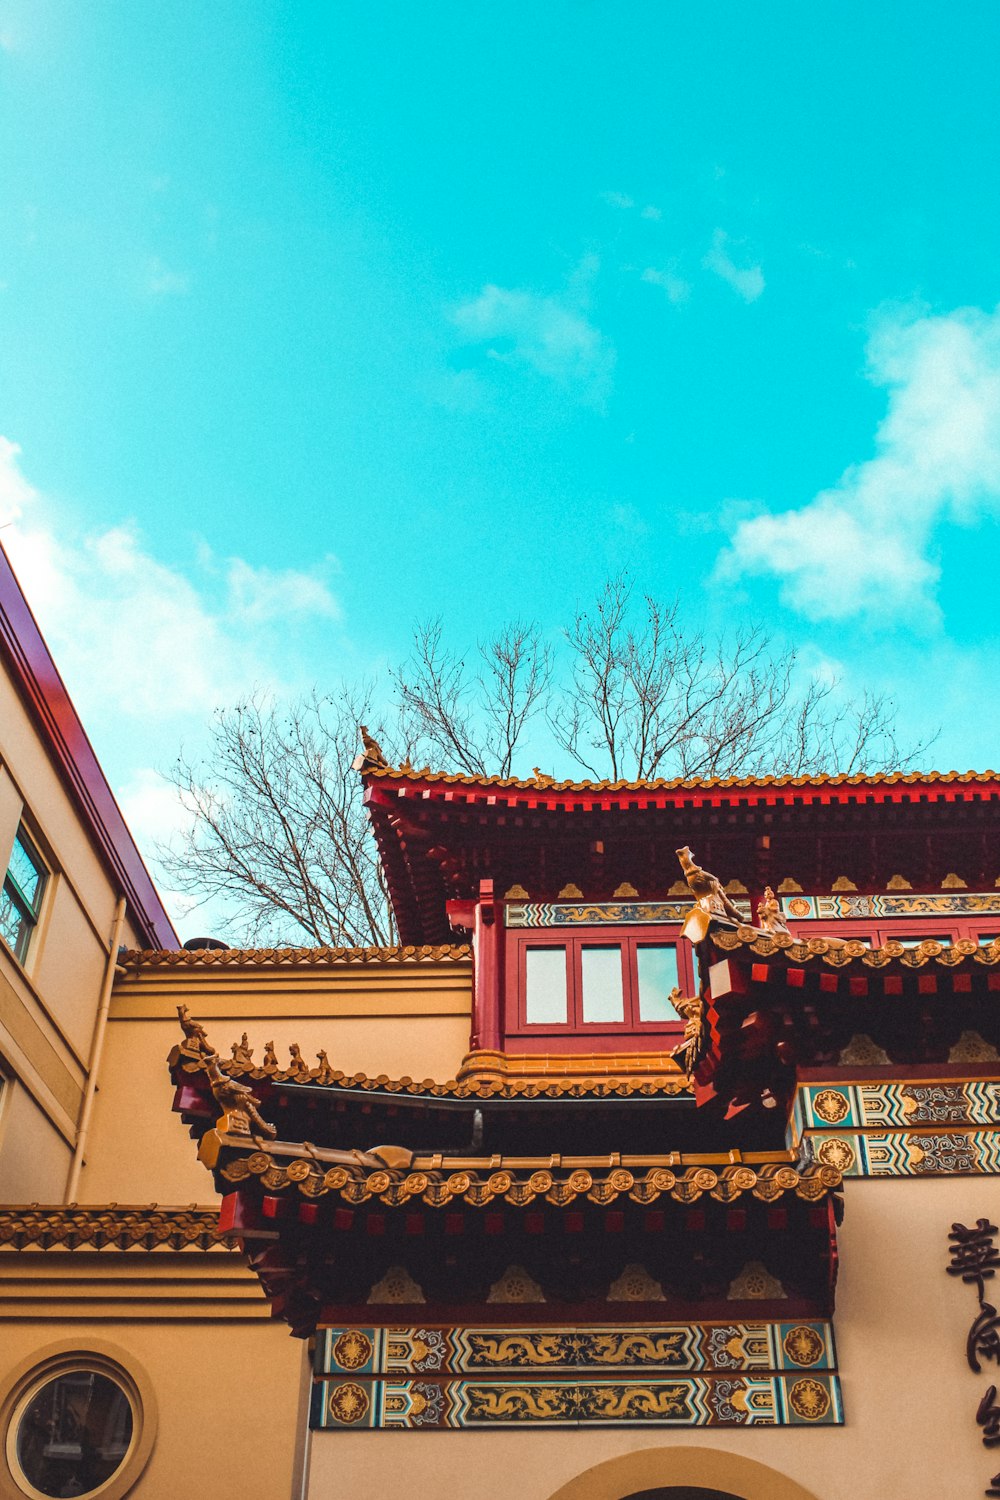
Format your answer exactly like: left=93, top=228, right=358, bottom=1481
left=0, top=653, right=149, bottom=1190
left=306, top=1176, right=1000, bottom=1500
left=0, top=1300, right=307, bottom=1500
left=79, top=961, right=473, bottom=1202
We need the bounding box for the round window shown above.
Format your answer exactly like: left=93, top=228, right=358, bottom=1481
left=11, top=1369, right=134, bottom=1499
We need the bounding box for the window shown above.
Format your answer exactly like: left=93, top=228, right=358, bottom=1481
left=1, top=1349, right=156, bottom=1500
left=11, top=1369, right=133, bottom=1498
left=0, top=828, right=47, bottom=965
left=513, top=928, right=689, bottom=1041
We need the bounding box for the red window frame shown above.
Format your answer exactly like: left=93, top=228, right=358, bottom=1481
left=505, top=925, right=693, bottom=1046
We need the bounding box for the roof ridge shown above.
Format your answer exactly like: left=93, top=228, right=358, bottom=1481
left=122, top=942, right=472, bottom=968
left=361, top=764, right=998, bottom=794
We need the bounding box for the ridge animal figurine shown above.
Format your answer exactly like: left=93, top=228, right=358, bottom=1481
left=177, top=1004, right=212, bottom=1057
left=230, top=1032, right=253, bottom=1064
left=668, top=986, right=704, bottom=1073
left=205, top=1054, right=277, bottom=1139
left=756, top=886, right=790, bottom=937
left=675, top=847, right=744, bottom=943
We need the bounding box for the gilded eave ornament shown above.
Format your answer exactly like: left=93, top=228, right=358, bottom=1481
left=675, top=846, right=744, bottom=942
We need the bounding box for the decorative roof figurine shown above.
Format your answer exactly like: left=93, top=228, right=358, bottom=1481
left=675, top=846, right=745, bottom=942
left=230, top=1032, right=253, bottom=1064
left=204, top=1053, right=276, bottom=1141
left=756, top=886, right=790, bottom=937
left=177, top=1004, right=212, bottom=1058
left=353, top=724, right=388, bottom=771
left=668, top=986, right=704, bottom=1074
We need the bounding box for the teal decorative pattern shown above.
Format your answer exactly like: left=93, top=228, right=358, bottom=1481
left=506, top=900, right=751, bottom=928
left=797, top=1129, right=1000, bottom=1178
left=311, top=1372, right=844, bottom=1429
left=314, top=1321, right=837, bottom=1377
left=780, top=891, right=1000, bottom=922
left=793, top=1081, right=1000, bottom=1137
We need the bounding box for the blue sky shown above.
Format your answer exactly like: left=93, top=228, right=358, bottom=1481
left=1, top=2, right=1000, bottom=928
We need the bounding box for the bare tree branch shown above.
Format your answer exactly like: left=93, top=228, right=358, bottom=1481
left=161, top=573, right=934, bottom=945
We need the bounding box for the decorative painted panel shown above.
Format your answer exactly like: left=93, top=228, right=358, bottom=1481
left=791, top=1079, right=1000, bottom=1178
left=315, top=1321, right=837, bottom=1377
left=506, top=900, right=751, bottom=928
left=310, top=1371, right=844, bottom=1429
left=780, top=892, right=1000, bottom=921
left=798, top=1129, right=1000, bottom=1178
left=794, top=1082, right=1000, bottom=1136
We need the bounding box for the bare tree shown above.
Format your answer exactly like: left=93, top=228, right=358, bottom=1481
left=160, top=689, right=396, bottom=947
left=160, top=575, right=931, bottom=946
left=393, top=617, right=550, bottom=779
left=548, top=574, right=926, bottom=782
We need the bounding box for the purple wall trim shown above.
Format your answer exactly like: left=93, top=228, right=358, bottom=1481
left=0, top=540, right=178, bottom=948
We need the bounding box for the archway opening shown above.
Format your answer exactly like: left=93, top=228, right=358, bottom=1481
left=623, top=1491, right=742, bottom=1500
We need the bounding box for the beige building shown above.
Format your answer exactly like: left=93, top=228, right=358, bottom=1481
left=2, top=534, right=1000, bottom=1500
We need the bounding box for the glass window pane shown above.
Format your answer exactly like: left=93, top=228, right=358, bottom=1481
left=7, top=831, right=44, bottom=913
left=581, top=946, right=624, bottom=1024
left=899, top=934, right=949, bottom=949
left=16, top=1370, right=133, bottom=1497
left=636, top=945, right=680, bottom=1023
left=525, top=947, right=567, bottom=1024
left=0, top=882, right=31, bottom=962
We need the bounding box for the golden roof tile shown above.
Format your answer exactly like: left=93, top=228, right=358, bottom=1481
left=360, top=763, right=999, bottom=796
left=122, top=942, right=471, bottom=969
left=173, top=1048, right=690, bottom=1099
left=712, top=927, right=1000, bottom=969
left=0, top=1205, right=233, bottom=1251
left=220, top=1151, right=840, bottom=1207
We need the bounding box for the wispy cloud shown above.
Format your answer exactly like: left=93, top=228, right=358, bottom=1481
left=703, top=229, right=764, bottom=303
left=145, top=256, right=190, bottom=297
left=452, top=275, right=615, bottom=401
left=601, top=191, right=634, bottom=210
left=716, top=304, right=1000, bottom=622
left=0, top=438, right=341, bottom=722
left=640, top=265, right=691, bottom=304
left=640, top=205, right=662, bottom=222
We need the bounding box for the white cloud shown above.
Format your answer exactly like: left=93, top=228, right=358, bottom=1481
left=702, top=229, right=764, bottom=303
left=452, top=280, right=615, bottom=399
left=641, top=266, right=691, bottom=304
left=145, top=256, right=190, bottom=297
left=717, top=304, right=1000, bottom=622
left=601, top=191, right=634, bottom=210
left=640, top=205, right=662, bottom=222
left=0, top=437, right=341, bottom=722
left=226, top=557, right=340, bottom=624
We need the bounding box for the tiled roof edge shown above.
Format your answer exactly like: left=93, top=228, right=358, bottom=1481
left=361, top=764, right=997, bottom=796
left=714, top=928, right=1000, bottom=969
left=221, top=1154, right=841, bottom=1207
left=173, top=1050, right=690, bottom=1099
left=123, top=942, right=472, bottom=969
left=0, top=1205, right=232, bottom=1251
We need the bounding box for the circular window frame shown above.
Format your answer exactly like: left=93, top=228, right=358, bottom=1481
left=0, top=1342, right=156, bottom=1500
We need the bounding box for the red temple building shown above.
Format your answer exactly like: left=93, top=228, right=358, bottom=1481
left=161, top=749, right=1000, bottom=1497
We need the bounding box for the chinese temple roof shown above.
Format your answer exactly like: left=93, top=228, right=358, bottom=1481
left=359, top=760, right=1000, bottom=944
left=713, top=928, right=1000, bottom=971
left=0, top=1205, right=233, bottom=1252
left=120, top=942, right=470, bottom=969
left=171, top=1046, right=687, bottom=1102
left=217, top=1144, right=840, bottom=1211
left=362, top=761, right=1000, bottom=800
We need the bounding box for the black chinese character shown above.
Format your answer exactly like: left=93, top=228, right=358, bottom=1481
left=978, top=1386, right=1000, bottom=1447
left=970, top=1306, right=1000, bottom=1374
left=987, top=1474, right=1000, bottom=1498
left=949, top=1220, right=1000, bottom=1302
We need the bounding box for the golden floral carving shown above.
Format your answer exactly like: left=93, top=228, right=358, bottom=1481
left=788, top=1377, right=831, bottom=1421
